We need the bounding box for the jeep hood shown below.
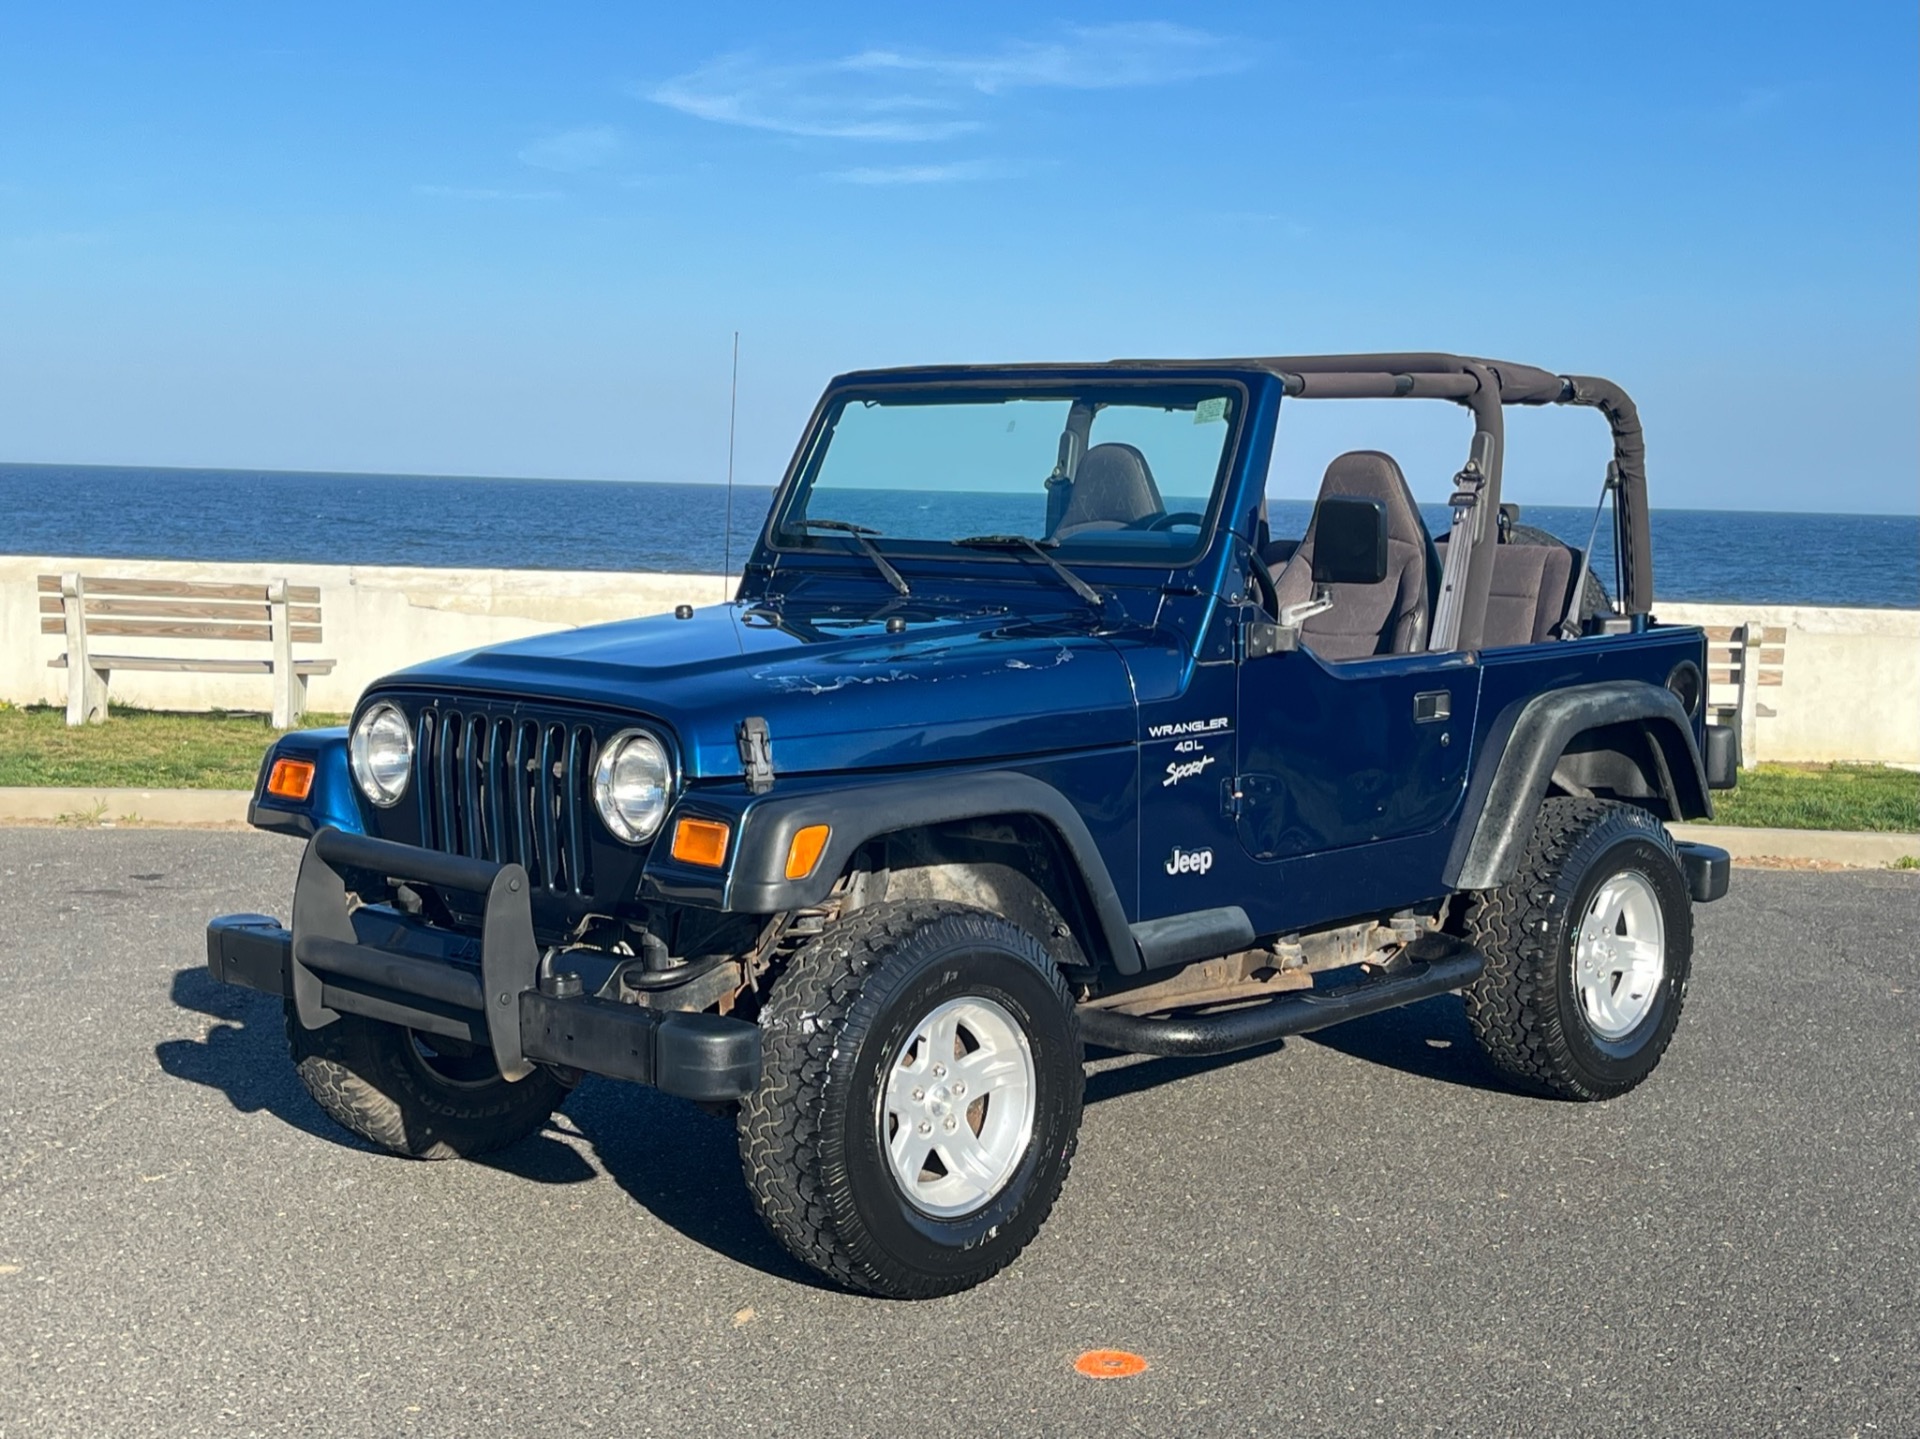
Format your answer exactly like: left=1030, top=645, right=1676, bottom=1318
left=375, top=601, right=1140, bottom=781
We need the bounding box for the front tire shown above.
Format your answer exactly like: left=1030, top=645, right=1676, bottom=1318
left=738, top=900, right=1083, bottom=1298
left=1464, top=798, right=1693, bottom=1101
left=288, top=1007, right=567, bottom=1159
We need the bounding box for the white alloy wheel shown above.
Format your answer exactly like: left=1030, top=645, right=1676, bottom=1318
left=879, top=995, right=1037, bottom=1218
left=1574, top=870, right=1667, bottom=1041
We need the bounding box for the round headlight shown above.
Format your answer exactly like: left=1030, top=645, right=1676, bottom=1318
left=593, top=730, right=670, bottom=844
left=350, top=702, right=414, bottom=807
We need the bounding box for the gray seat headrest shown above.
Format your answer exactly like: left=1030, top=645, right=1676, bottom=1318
left=1271, top=449, right=1431, bottom=660
left=1056, top=443, right=1164, bottom=534
left=1319, top=451, right=1429, bottom=550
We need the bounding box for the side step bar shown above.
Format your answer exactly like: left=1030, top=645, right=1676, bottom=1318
left=1077, top=935, right=1484, bottom=1058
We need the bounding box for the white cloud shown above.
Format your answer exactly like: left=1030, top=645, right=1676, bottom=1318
left=648, top=54, right=977, bottom=141
left=413, top=184, right=561, bottom=201
left=517, top=125, right=623, bottom=172
left=825, top=160, right=1016, bottom=185
left=843, top=22, right=1247, bottom=94
left=644, top=23, right=1246, bottom=142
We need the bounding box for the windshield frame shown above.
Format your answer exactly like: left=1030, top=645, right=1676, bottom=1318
left=763, top=376, right=1251, bottom=572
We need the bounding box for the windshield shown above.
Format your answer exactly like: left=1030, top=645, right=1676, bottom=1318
left=772, top=383, right=1241, bottom=565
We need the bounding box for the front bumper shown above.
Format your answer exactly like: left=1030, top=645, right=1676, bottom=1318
left=206, top=827, right=760, bottom=1102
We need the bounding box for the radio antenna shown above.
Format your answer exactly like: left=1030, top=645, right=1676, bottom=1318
left=722, top=330, right=740, bottom=602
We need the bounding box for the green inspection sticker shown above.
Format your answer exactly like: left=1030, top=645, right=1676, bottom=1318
left=1194, top=396, right=1228, bottom=424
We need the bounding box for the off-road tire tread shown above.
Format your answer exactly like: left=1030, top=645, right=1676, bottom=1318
left=287, top=1007, right=564, bottom=1160
left=737, top=899, right=1079, bottom=1298
left=1463, top=797, right=1689, bottom=1101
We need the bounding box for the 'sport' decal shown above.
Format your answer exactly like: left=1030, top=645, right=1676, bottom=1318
left=1162, top=752, right=1216, bottom=787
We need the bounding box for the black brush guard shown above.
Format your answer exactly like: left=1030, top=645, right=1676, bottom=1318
left=205, top=827, right=760, bottom=1102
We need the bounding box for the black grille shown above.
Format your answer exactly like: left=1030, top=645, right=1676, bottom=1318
left=413, top=706, right=599, bottom=896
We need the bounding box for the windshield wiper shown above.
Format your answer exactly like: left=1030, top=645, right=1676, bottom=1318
left=787, top=518, right=910, bottom=596
left=951, top=534, right=1103, bottom=610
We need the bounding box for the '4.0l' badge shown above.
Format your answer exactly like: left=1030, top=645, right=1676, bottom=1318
left=1165, top=846, right=1214, bottom=876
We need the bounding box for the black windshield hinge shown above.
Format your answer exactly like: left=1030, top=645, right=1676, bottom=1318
left=737, top=716, right=774, bottom=795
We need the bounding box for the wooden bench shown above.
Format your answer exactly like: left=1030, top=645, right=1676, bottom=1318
left=1704, top=622, right=1786, bottom=768
left=40, top=572, right=336, bottom=728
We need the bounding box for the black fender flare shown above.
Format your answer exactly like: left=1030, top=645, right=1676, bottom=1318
left=646, top=770, right=1143, bottom=973
left=1443, top=681, right=1711, bottom=892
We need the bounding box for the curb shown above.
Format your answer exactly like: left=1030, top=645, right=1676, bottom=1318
left=0, top=787, right=251, bottom=827
left=1671, top=823, right=1918, bottom=869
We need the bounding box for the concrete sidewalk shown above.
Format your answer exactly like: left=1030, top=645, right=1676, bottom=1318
left=0, top=786, right=250, bottom=826
left=1671, top=822, right=1918, bottom=867
left=0, top=787, right=1913, bottom=867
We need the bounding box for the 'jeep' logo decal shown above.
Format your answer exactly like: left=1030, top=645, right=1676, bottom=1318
left=1165, top=846, right=1214, bottom=876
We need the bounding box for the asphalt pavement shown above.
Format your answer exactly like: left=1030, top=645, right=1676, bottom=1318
left=1, top=828, right=1914, bottom=1438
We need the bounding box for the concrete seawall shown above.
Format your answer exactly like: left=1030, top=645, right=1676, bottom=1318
left=4, top=555, right=1914, bottom=764
left=2, top=555, right=733, bottom=717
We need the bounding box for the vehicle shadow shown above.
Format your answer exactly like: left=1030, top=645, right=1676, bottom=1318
left=1296, top=993, right=1512, bottom=1094
left=1083, top=1041, right=1288, bottom=1104
left=155, top=965, right=362, bottom=1147
left=154, top=965, right=597, bottom=1181
left=155, top=965, right=815, bottom=1282
left=562, top=1082, right=823, bottom=1288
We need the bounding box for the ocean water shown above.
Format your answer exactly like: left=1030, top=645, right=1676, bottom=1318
left=2, top=463, right=1914, bottom=609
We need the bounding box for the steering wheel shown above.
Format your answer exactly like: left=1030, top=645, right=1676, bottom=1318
left=1123, top=511, right=1206, bottom=532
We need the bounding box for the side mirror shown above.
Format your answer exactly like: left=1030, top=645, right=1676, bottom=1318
left=1310, top=497, right=1389, bottom=587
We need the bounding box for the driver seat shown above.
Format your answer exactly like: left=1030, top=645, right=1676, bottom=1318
left=1053, top=443, right=1164, bottom=537
left=1270, top=450, right=1433, bottom=660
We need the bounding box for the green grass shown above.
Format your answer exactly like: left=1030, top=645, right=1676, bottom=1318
left=1, top=703, right=1915, bottom=836
left=1712, top=762, right=1920, bottom=833
left=0, top=704, right=344, bottom=790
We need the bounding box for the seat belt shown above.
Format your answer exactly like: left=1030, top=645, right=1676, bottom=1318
left=1558, top=464, right=1618, bottom=640
left=1428, top=434, right=1494, bottom=651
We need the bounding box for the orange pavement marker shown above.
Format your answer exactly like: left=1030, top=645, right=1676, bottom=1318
left=1074, top=1349, right=1148, bottom=1379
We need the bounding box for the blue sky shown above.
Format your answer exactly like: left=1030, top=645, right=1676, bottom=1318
left=1, top=3, right=1914, bottom=513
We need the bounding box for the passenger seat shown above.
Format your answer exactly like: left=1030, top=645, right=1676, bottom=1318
left=1270, top=450, right=1432, bottom=660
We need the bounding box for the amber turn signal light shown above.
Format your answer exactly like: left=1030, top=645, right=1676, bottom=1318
left=784, top=824, right=830, bottom=880
left=670, top=817, right=731, bottom=868
left=266, top=758, right=316, bottom=801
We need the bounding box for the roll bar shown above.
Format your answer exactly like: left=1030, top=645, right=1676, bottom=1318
left=1257, top=354, right=1651, bottom=653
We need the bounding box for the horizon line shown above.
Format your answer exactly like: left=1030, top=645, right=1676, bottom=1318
left=1, top=458, right=1915, bottom=521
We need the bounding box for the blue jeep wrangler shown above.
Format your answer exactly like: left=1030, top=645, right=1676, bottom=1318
left=207, top=353, right=1736, bottom=1297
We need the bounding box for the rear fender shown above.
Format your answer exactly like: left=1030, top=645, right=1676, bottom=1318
left=1445, top=682, right=1710, bottom=892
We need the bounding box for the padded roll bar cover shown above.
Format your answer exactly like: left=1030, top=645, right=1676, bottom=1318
left=1561, top=375, right=1652, bottom=616
left=1255, top=355, right=1652, bottom=616
left=1444, top=681, right=1710, bottom=892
